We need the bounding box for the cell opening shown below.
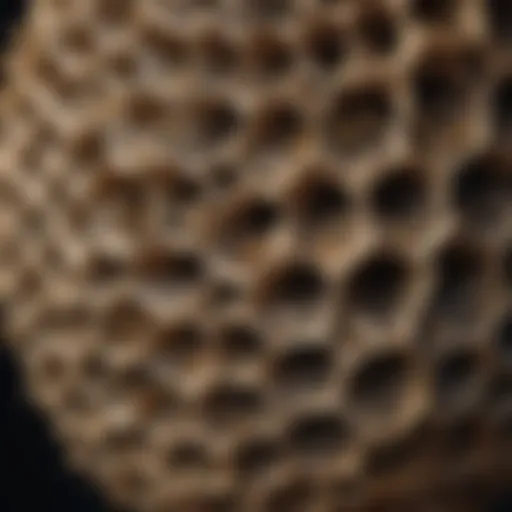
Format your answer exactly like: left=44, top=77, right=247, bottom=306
left=358, top=7, right=397, bottom=54
left=203, top=384, right=263, bottom=424
left=264, top=262, right=325, bottom=308
left=221, top=197, right=280, bottom=245
left=192, top=100, right=240, bottom=148
left=371, top=166, right=426, bottom=223
left=347, top=253, right=409, bottom=319
left=253, top=102, right=303, bottom=151
left=412, top=0, right=457, bottom=22
left=435, top=350, right=480, bottom=406
left=218, top=324, right=262, bottom=359
left=291, top=172, right=349, bottom=228
left=288, top=413, right=347, bottom=456
left=453, top=154, right=512, bottom=228
left=350, top=352, right=410, bottom=412
left=431, top=242, right=484, bottom=321
left=327, top=86, right=392, bottom=153
left=305, top=22, right=346, bottom=71
left=249, top=33, right=294, bottom=79
left=235, top=438, right=280, bottom=476
left=273, top=345, right=332, bottom=390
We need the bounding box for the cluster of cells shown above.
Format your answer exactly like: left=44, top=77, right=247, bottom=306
left=0, top=0, right=511, bottom=511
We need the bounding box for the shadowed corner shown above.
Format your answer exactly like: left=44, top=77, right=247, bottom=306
left=492, top=492, right=512, bottom=512
left=0, top=341, right=130, bottom=512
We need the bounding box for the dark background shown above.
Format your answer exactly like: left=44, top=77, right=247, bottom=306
left=0, top=0, right=509, bottom=510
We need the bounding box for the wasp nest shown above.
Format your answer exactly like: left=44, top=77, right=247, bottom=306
left=0, top=0, right=511, bottom=511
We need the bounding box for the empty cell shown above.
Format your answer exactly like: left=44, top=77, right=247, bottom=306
left=305, top=21, right=346, bottom=71
left=453, top=154, right=512, bottom=228
left=358, top=6, right=398, bottom=54
left=166, top=439, right=208, bottom=470
left=435, top=350, right=480, bottom=408
left=143, top=30, right=190, bottom=69
left=371, top=166, right=426, bottom=223
left=139, top=250, right=204, bottom=292
left=430, top=242, right=484, bottom=322
left=192, top=100, right=240, bottom=148
left=273, top=345, right=332, bottom=391
left=196, top=32, right=238, bottom=76
left=412, top=44, right=481, bottom=123
left=235, top=437, right=281, bottom=476
left=253, top=102, right=303, bottom=151
left=264, top=262, right=325, bottom=307
left=350, top=352, right=409, bottom=413
left=291, top=172, right=349, bottom=229
left=288, top=412, right=347, bottom=456
left=203, top=383, right=264, bottom=425
left=218, top=324, right=262, bottom=359
left=158, top=322, right=204, bottom=362
left=347, top=253, right=409, bottom=319
left=221, top=197, right=280, bottom=245
left=249, top=33, right=294, bottom=79
left=326, top=86, right=392, bottom=153
left=412, top=0, right=457, bottom=22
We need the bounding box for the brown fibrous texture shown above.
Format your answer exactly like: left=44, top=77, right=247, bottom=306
left=0, top=0, right=511, bottom=511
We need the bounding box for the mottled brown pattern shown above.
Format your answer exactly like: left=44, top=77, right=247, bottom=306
left=0, top=1, right=510, bottom=510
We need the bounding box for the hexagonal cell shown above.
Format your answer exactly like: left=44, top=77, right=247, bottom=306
left=303, top=20, right=347, bottom=72
left=346, top=252, right=410, bottom=321
left=452, top=153, right=512, bottom=230
left=272, top=343, right=333, bottom=392
left=165, top=438, right=209, bottom=471
left=370, top=164, right=427, bottom=224
left=218, top=195, right=281, bottom=249
left=141, top=28, right=191, bottom=71
left=137, top=248, right=205, bottom=294
left=252, top=101, right=304, bottom=153
left=411, top=0, right=458, bottom=23
left=195, top=30, right=239, bottom=76
left=428, top=240, right=485, bottom=324
left=188, top=98, right=241, bottom=150
left=259, top=261, right=326, bottom=310
left=434, top=349, right=482, bottom=412
left=202, top=381, right=265, bottom=426
left=357, top=5, right=398, bottom=55
left=234, top=436, right=282, bottom=477
left=217, top=322, right=263, bottom=360
left=325, top=84, right=393, bottom=154
left=288, top=168, right=350, bottom=230
left=349, top=350, right=411, bottom=415
left=412, top=42, right=483, bottom=124
left=155, top=321, right=205, bottom=363
left=287, top=411, right=349, bottom=457
left=248, top=31, right=295, bottom=80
